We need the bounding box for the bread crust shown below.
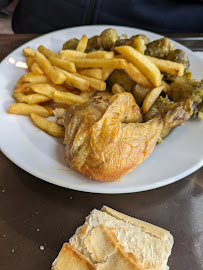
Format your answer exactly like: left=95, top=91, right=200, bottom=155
left=52, top=243, right=95, bottom=270
left=101, top=206, right=173, bottom=242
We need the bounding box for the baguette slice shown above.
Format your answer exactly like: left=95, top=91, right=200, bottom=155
left=52, top=243, right=95, bottom=270
left=69, top=206, right=174, bottom=270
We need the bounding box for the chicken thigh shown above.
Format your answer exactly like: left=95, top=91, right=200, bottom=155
left=64, top=93, right=193, bottom=182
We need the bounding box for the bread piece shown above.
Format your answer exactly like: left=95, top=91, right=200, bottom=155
left=87, top=224, right=143, bottom=270
left=52, top=243, right=95, bottom=270
left=69, top=206, right=174, bottom=270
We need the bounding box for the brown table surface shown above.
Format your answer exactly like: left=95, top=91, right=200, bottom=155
left=0, top=34, right=203, bottom=270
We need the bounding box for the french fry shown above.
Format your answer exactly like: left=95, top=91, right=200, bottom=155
left=35, top=52, right=66, bottom=84
left=60, top=50, right=87, bottom=59
left=142, top=85, right=165, bottom=114
left=49, top=56, right=76, bottom=73
left=76, top=35, right=88, bottom=52
left=23, top=47, right=35, bottom=57
left=19, top=72, right=50, bottom=84
left=69, top=58, right=127, bottom=69
left=31, top=84, right=55, bottom=98
left=112, top=83, right=125, bottom=94
left=79, top=88, right=96, bottom=99
left=55, top=67, right=89, bottom=92
left=115, top=46, right=162, bottom=87
left=74, top=73, right=106, bottom=91
left=14, top=83, right=33, bottom=93
left=161, top=80, right=170, bottom=95
left=49, top=83, right=71, bottom=92
left=43, top=106, right=54, bottom=116
left=87, top=50, right=114, bottom=59
left=26, top=57, right=34, bottom=69
left=125, top=63, right=153, bottom=88
left=38, top=45, right=60, bottom=59
left=78, top=68, right=103, bottom=80
left=8, top=103, right=51, bottom=117
left=146, top=55, right=184, bottom=77
left=31, top=62, right=44, bottom=75
left=115, top=55, right=125, bottom=59
left=13, top=91, right=25, bottom=102
left=30, top=113, right=64, bottom=137
left=53, top=90, right=87, bottom=104
left=22, top=94, right=51, bottom=104
left=102, top=69, right=114, bottom=81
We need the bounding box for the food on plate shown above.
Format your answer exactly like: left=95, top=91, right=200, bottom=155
left=23, top=46, right=36, bottom=57
left=30, top=113, right=64, bottom=137
left=115, top=45, right=162, bottom=87
left=76, top=35, right=88, bottom=52
left=107, top=69, right=135, bottom=92
left=52, top=206, right=174, bottom=270
left=8, top=103, right=52, bottom=117
left=8, top=28, right=203, bottom=182
left=112, top=83, right=125, bottom=94
left=145, top=37, right=175, bottom=58
left=142, top=85, right=165, bottom=114
left=59, top=93, right=193, bottom=181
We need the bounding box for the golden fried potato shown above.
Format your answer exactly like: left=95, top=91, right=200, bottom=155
left=38, top=45, right=60, bottom=59
left=112, top=83, right=125, bottom=94
left=146, top=55, right=184, bottom=77
left=102, top=69, right=114, bottom=81
left=78, top=68, right=103, bottom=80
left=22, top=94, right=51, bottom=104
left=87, top=50, right=114, bottom=59
left=30, top=113, right=64, bottom=137
left=35, top=51, right=66, bottom=84
left=69, top=58, right=127, bottom=69
left=55, top=67, right=89, bottom=92
left=8, top=103, right=51, bottom=117
left=53, top=90, right=87, bottom=104
left=26, top=57, right=35, bottom=69
left=31, top=84, right=55, bottom=98
left=79, top=88, right=96, bottom=99
left=74, top=73, right=106, bottom=91
left=125, top=63, right=153, bottom=89
left=142, top=85, right=164, bottom=114
left=23, top=47, right=35, bottom=57
left=19, top=72, right=50, bottom=84
left=76, top=35, right=88, bottom=52
left=49, top=56, right=76, bottom=73
left=31, top=62, right=44, bottom=75
left=60, top=50, right=87, bottom=59
left=115, top=46, right=162, bottom=87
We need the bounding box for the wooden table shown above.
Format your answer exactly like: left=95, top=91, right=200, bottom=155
left=0, top=34, right=203, bottom=270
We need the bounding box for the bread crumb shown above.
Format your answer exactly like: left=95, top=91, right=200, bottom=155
left=40, top=245, right=45, bottom=250
left=12, top=249, right=15, bottom=253
left=37, top=228, right=40, bottom=232
left=70, top=197, right=73, bottom=199
left=2, top=190, right=5, bottom=192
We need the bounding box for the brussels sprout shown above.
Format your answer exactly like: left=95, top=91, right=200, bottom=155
left=63, top=38, right=79, bottom=50
left=145, top=37, right=175, bottom=58
left=166, top=49, right=189, bottom=71
left=131, top=84, right=151, bottom=106
left=107, top=70, right=135, bottom=92
left=100, top=28, right=118, bottom=50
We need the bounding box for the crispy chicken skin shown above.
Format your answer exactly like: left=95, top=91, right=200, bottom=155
left=64, top=93, right=193, bottom=182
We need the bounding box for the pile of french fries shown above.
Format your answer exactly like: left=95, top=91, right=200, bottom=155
left=8, top=34, right=185, bottom=137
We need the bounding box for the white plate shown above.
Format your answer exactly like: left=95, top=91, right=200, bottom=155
left=0, top=25, right=203, bottom=194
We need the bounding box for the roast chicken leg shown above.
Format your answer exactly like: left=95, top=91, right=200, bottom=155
left=64, top=93, right=194, bottom=182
